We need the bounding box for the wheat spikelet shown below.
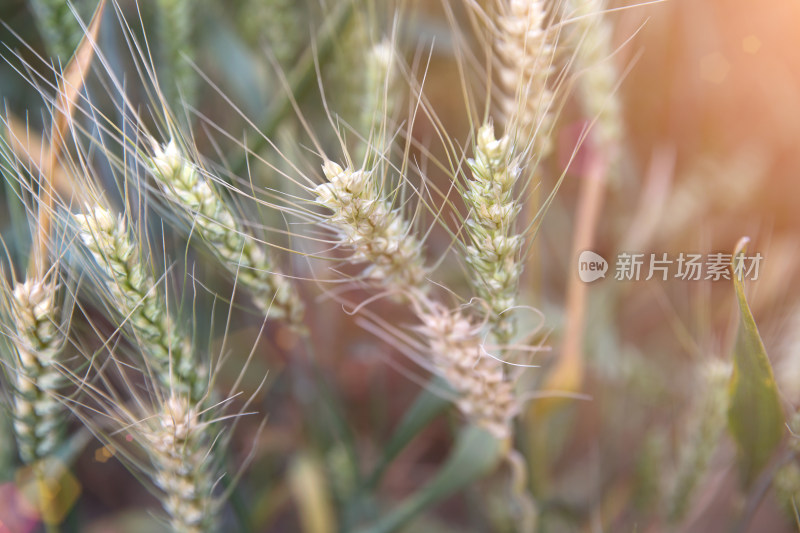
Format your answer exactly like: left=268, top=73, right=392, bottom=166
left=74, top=205, right=207, bottom=401
left=315, top=161, right=427, bottom=293
left=7, top=278, right=66, bottom=463
left=148, top=140, right=305, bottom=325
left=464, top=123, right=524, bottom=341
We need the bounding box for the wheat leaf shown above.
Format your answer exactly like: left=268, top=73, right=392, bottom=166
left=727, top=236, right=785, bottom=487
left=355, top=425, right=503, bottom=533
left=31, top=0, right=106, bottom=276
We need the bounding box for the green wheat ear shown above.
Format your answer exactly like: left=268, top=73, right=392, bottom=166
left=463, top=123, right=524, bottom=342
left=147, top=139, right=305, bottom=325
left=156, top=0, right=197, bottom=110
left=8, top=277, right=67, bottom=464
left=74, top=205, right=207, bottom=402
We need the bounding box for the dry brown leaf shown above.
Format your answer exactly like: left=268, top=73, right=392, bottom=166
left=32, top=0, right=107, bottom=277
left=5, top=114, right=78, bottom=200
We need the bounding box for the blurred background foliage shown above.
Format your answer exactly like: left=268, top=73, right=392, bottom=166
left=1, top=0, right=800, bottom=532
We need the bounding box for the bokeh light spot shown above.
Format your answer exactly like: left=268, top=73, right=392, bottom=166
left=742, top=34, right=762, bottom=54
left=94, top=445, right=116, bottom=463
left=700, top=52, right=731, bottom=84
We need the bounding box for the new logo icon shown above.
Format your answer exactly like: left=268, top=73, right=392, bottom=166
left=578, top=250, right=608, bottom=282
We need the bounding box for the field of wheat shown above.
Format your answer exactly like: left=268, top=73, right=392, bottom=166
left=0, top=1, right=799, bottom=532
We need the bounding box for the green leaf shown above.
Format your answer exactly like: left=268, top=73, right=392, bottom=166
left=365, top=377, right=452, bottom=490
left=355, top=425, right=504, bottom=533
left=727, top=237, right=784, bottom=487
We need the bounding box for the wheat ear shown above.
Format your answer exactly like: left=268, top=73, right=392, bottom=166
left=567, top=0, right=622, bottom=148
left=314, top=161, right=427, bottom=293
left=415, top=298, right=517, bottom=439
left=148, top=140, right=305, bottom=324
left=28, top=0, right=84, bottom=61
left=495, top=0, right=557, bottom=151
left=357, top=39, right=398, bottom=165
left=145, top=394, right=218, bottom=532
left=464, top=123, right=524, bottom=342
left=74, top=205, right=207, bottom=401
left=315, top=158, right=517, bottom=437
left=668, top=360, right=730, bottom=522
left=8, top=278, right=66, bottom=463
left=239, top=0, right=301, bottom=65
left=156, top=0, right=196, bottom=109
